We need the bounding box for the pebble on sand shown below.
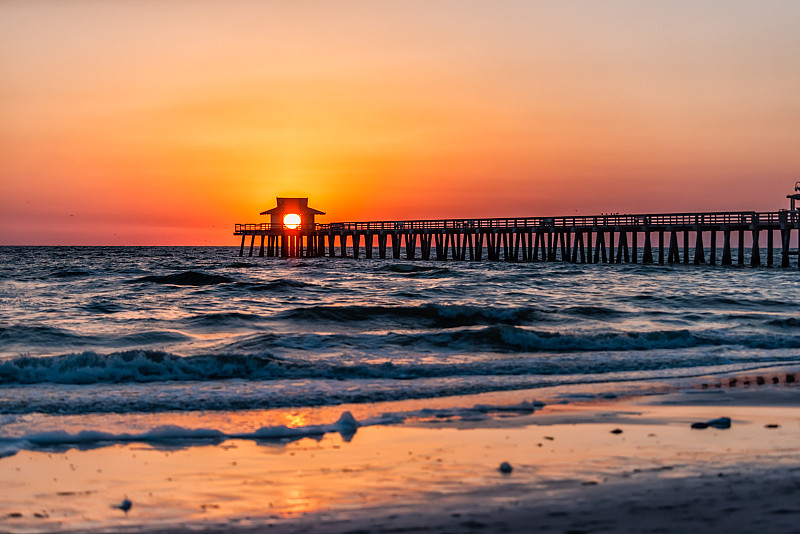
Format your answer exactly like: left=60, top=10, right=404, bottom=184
left=499, top=462, right=513, bottom=474
left=113, top=498, right=132, bottom=514
left=691, top=417, right=731, bottom=430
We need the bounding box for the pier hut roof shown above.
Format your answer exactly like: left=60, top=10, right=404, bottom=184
left=260, top=198, right=325, bottom=216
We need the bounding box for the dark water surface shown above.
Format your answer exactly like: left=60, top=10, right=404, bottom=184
left=1, top=246, right=799, bottom=453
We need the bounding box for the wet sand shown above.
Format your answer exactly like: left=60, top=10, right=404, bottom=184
left=3, top=382, right=800, bottom=533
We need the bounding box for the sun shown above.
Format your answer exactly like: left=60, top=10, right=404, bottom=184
left=283, top=213, right=301, bottom=229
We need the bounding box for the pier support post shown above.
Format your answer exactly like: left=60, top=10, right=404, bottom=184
left=586, top=229, right=593, bottom=263
left=751, top=229, right=761, bottom=267
left=738, top=229, right=745, bottom=265
left=340, top=233, right=347, bottom=258
left=694, top=229, right=705, bottom=265
left=594, top=231, right=606, bottom=263
left=617, top=231, right=629, bottom=263
left=259, top=235, right=265, bottom=257
left=494, top=231, right=503, bottom=261
left=365, top=233, right=373, bottom=259
left=632, top=230, right=638, bottom=263
left=394, top=232, right=404, bottom=260
left=239, top=235, right=246, bottom=257
left=475, top=232, right=484, bottom=261
left=421, top=232, right=432, bottom=260
left=608, top=230, right=615, bottom=263
left=406, top=232, right=417, bottom=260
left=378, top=233, right=388, bottom=259
left=565, top=230, right=572, bottom=262
left=709, top=231, right=717, bottom=265
left=767, top=229, right=774, bottom=266
left=722, top=230, right=732, bottom=265
left=643, top=231, right=653, bottom=264
left=433, top=232, right=443, bottom=260
left=248, top=234, right=255, bottom=257
left=353, top=233, right=361, bottom=259
left=571, top=231, right=586, bottom=263
left=667, top=230, right=680, bottom=264
left=658, top=230, right=665, bottom=265
left=683, top=229, right=690, bottom=264
left=781, top=229, right=790, bottom=268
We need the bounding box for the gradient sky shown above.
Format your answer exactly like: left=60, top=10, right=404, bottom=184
left=2, top=1, right=800, bottom=245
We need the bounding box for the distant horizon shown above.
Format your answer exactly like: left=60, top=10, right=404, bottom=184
left=2, top=200, right=798, bottom=246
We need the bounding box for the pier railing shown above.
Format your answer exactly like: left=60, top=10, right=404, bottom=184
left=235, top=223, right=317, bottom=233
left=313, top=210, right=796, bottom=231
left=237, top=211, right=798, bottom=234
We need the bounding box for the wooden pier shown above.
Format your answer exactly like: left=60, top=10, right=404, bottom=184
left=235, top=209, right=800, bottom=268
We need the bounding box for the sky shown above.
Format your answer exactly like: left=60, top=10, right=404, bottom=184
left=2, top=1, right=800, bottom=245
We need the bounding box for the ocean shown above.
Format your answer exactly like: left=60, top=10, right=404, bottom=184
left=1, top=245, right=799, bottom=456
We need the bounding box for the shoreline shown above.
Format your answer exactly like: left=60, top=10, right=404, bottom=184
left=3, top=373, right=800, bottom=534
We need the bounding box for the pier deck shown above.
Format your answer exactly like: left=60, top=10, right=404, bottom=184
left=235, top=210, right=800, bottom=268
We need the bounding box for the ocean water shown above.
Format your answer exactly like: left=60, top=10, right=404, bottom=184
left=1, top=245, right=799, bottom=456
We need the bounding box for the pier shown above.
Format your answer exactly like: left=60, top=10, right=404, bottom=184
left=235, top=197, right=800, bottom=268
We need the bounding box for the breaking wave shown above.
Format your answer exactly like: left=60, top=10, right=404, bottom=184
left=3, top=329, right=800, bottom=386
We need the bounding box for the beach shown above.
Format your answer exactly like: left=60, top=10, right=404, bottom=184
left=3, top=369, right=800, bottom=534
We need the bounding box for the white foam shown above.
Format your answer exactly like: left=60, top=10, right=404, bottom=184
left=0, top=412, right=361, bottom=458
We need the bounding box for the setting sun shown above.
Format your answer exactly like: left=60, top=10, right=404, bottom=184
left=283, top=213, right=301, bottom=229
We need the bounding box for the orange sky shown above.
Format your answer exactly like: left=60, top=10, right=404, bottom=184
left=2, top=1, right=800, bottom=245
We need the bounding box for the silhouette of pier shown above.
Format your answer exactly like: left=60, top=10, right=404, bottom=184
left=235, top=209, right=800, bottom=268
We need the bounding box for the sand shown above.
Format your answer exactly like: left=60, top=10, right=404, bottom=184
left=3, top=375, right=800, bottom=534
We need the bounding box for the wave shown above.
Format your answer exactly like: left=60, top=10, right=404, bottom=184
left=0, top=324, right=96, bottom=346
left=234, top=279, right=315, bottom=291
left=4, top=329, right=800, bottom=386
left=766, top=317, right=800, bottom=328
left=276, top=304, right=546, bottom=327
left=445, top=325, right=800, bottom=353
left=0, top=325, right=191, bottom=350
left=49, top=270, right=90, bottom=278
left=224, top=324, right=800, bottom=355
left=627, top=293, right=794, bottom=311
left=0, top=351, right=297, bottom=385
left=82, top=301, right=124, bottom=314
left=0, top=412, right=360, bottom=459
left=381, top=264, right=444, bottom=273
left=128, top=271, right=234, bottom=286
left=380, top=264, right=453, bottom=277
left=564, top=306, right=629, bottom=318
left=183, top=311, right=266, bottom=328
